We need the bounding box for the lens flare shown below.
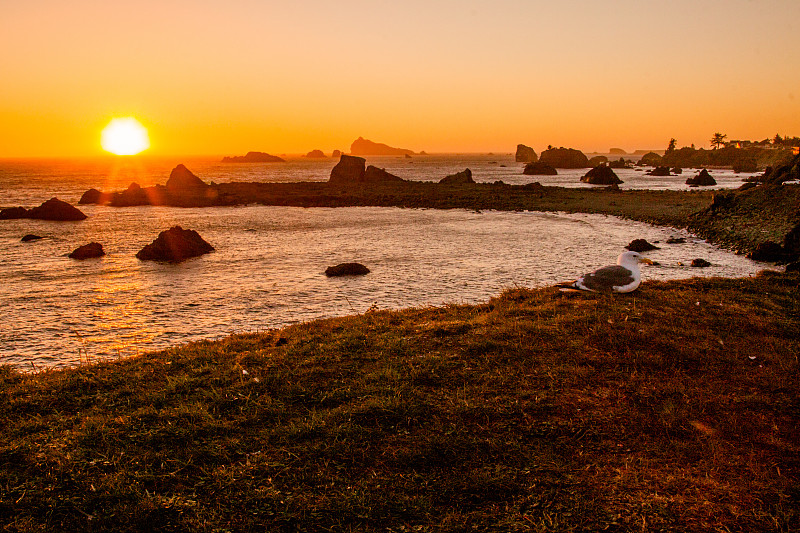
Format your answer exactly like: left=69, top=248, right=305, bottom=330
left=101, top=117, right=150, bottom=155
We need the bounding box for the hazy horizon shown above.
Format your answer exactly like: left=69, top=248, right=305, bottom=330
left=2, top=0, right=799, bottom=158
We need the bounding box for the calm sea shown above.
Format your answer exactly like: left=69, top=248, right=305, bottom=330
left=0, top=154, right=766, bottom=369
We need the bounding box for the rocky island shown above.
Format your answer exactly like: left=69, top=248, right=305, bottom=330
left=349, top=137, right=415, bottom=156
left=221, top=151, right=285, bottom=163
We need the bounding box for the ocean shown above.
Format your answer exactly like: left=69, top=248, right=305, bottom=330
left=0, top=154, right=767, bottom=370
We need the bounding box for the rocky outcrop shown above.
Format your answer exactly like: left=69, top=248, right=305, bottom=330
left=523, top=162, right=557, bottom=175
left=588, top=156, right=608, bottom=167
left=609, top=148, right=627, bottom=155
left=691, top=258, right=711, bottom=267
left=69, top=242, right=105, bottom=260
left=539, top=148, right=589, bottom=169
left=647, top=166, right=671, bottom=176
left=639, top=152, right=663, bottom=167
left=329, top=155, right=366, bottom=183
left=222, top=152, right=285, bottom=163
left=515, top=144, right=537, bottom=163
left=580, top=165, right=622, bottom=185
left=439, top=169, right=474, bottom=184
left=1, top=198, right=87, bottom=221
left=305, top=150, right=326, bottom=158
left=625, top=239, right=659, bottom=252
left=166, top=165, right=209, bottom=190
left=672, top=167, right=683, bottom=174
left=21, top=234, right=43, bottom=242
left=608, top=158, right=630, bottom=169
left=364, top=166, right=404, bottom=183
left=325, top=263, right=370, bottom=277
left=332, top=150, right=342, bottom=158
left=136, top=226, right=214, bottom=263
left=686, top=169, right=716, bottom=186
left=350, top=137, right=414, bottom=156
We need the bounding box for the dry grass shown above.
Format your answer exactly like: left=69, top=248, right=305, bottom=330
left=1, top=272, right=798, bottom=532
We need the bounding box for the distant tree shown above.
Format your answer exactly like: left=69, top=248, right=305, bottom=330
left=667, top=138, right=677, bottom=152
left=547, top=144, right=553, bottom=150
left=710, top=133, right=727, bottom=150
left=773, top=134, right=784, bottom=146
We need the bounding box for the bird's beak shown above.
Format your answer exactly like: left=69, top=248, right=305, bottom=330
left=640, top=258, right=654, bottom=265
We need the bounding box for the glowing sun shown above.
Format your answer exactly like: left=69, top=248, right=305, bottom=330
left=101, top=117, right=150, bottom=155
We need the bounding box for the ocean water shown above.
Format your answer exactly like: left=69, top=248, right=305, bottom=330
left=0, top=154, right=767, bottom=370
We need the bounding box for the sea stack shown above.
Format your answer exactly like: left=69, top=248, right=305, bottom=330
left=329, top=155, right=367, bottom=183
left=515, top=144, right=537, bottom=163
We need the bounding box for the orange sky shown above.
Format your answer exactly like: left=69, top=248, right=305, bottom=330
left=1, top=0, right=799, bottom=157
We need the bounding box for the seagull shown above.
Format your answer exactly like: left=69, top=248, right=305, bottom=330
left=557, top=251, right=654, bottom=293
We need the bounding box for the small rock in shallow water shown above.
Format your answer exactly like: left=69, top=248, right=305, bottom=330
left=325, top=263, right=370, bottom=277
left=69, top=242, right=105, bottom=260
left=625, top=239, right=659, bottom=252
left=691, top=258, right=711, bottom=268
left=21, top=234, right=43, bottom=242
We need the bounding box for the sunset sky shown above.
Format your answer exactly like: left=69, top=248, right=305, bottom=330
left=1, top=0, right=799, bottom=157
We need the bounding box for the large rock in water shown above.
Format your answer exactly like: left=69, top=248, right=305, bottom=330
left=305, top=150, right=326, bottom=158
left=136, top=226, right=214, bottom=262
left=686, top=169, right=716, bottom=186
left=364, top=166, right=404, bottom=182
left=165, top=165, right=208, bottom=190
left=539, top=148, right=589, bottom=169
left=580, top=165, right=622, bottom=185
left=221, top=152, right=285, bottom=163
left=350, top=137, right=415, bottom=156
left=325, top=263, right=370, bottom=277
left=523, top=162, right=557, bottom=175
left=329, top=155, right=366, bottom=183
left=439, top=168, right=474, bottom=184
left=69, top=242, right=105, bottom=260
left=647, top=166, right=671, bottom=176
left=515, top=144, right=537, bottom=163
left=639, top=152, right=663, bottom=167
left=0, top=198, right=87, bottom=221
left=588, top=155, right=608, bottom=167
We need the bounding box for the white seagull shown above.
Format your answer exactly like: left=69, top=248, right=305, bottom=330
left=557, top=251, right=654, bottom=293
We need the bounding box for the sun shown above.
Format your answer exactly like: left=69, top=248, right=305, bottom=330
left=101, top=117, right=150, bottom=155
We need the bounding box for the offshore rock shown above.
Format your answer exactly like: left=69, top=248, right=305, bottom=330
left=539, top=147, right=589, bottom=169
left=588, top=155, right=608, bottom=167
left=686, top=169, right=716, bottom=186
left=523, top=162, right=557, bottom=175
left=69, top=242, right=105, bottom=260
left=639, top=152, right=663, bottom=167
left=364, top=166, right=404, bottom=183
left=329, top=155, right=366, bottom=183
left=647, top=166, right=671, bottom=176
left=0, top=198, right=87, bottom=221
left=166, top=165, right=209, bottom=190
left=331, top=150, right=342, bottom=158
left=350, top=137, right=414, bottom=156
left=305, top=150, right=326, bottom=158
left=515, top=144, right=538, bottom=163
left=136, top=226, right=215, bottom=263
left=691, top=258, right=711, bottom=267
left=325, top=262, right=370, bottom=277
left=581, top=165, right=622, bottom=185
left=222, top=152, right=285, bottom=163
left=439, top=168, right=474, bottom=184
left=21, top=234, right=43, bottom=242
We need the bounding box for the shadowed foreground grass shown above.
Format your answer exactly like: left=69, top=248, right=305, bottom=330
left=1, top=273, right=799, bottom=532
